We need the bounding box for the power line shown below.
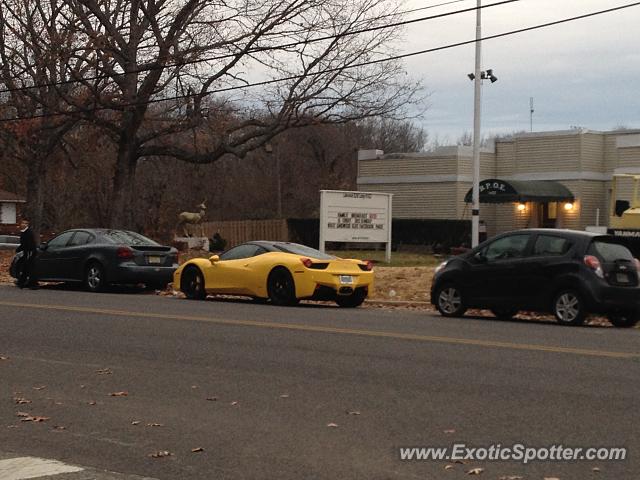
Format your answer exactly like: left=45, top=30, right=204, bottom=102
left=1, top=0, right=638, bottom=124
left=0, top=0, right=517, bottom=96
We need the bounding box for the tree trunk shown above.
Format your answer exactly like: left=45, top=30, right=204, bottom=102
left=24, top=155, right=47, bottom=241
left=109, top=146, right=138, bottom=229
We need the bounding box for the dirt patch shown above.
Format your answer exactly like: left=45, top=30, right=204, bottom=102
left=0, top=251, right=14, bottom=284
left=370, top=266, right=434, bottom=303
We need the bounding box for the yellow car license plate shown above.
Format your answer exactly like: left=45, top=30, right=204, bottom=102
left=340, top=275, right=353, bottom=284
left=148, top=256, right=162, bottom=264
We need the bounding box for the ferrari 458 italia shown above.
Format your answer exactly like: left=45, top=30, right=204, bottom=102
left=174, top=241, right=374, bottom=307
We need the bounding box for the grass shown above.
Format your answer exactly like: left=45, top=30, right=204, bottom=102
left=328, top=250, right=442, bottom=267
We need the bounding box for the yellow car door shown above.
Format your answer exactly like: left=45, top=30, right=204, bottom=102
left=207, top=244, right=266, bottom=295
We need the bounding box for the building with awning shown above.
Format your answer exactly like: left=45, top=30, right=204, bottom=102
left=463, top=179, right=575, bottom=204
left=357, top=129, right=640, bottom=238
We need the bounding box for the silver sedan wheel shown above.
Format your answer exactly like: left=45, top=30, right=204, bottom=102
left=555, top=293, right=579, bottom=322
left=87, top=266, right=102, bottom=290
left=438, top=287, right=462, bottom=315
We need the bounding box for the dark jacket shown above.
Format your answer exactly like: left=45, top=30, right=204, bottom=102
left=16, top=227, right=38, bottom=254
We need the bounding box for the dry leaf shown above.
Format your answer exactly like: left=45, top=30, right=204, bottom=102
left=205, top=397, right=218, bottom=402
left=6, top=425, right=18, bottom=429
left=443, top=429, right=456, bottom=434
left=191, top=385, right=198, bottom=389
left=131, top=421, right=141, bottom=425
left=444, top=464, right=454, bottom=470
left=467, top=467, right=484, bottom=475
left=88, top=401, right=97, bottom=406
left=499, top=476, right=523, bottom=480
left=96, top=368, right=112, bottom=375
left=0, top=355, right=9, bottom=360
left=327, top=423, right=339, bottom=428
left=543, top=477, right=560, bottom=480
left=32, top=386, right=46, bottom=391
left=279, top=394, right=290, bottom=398
left=146, top=423, right=163, bottom=427
left=346, top=410, right=361, bottom=416
left=149, top=450, right=173, bottom=458
left=79, top=385, right=86, bottom=389
left=230, top=401, right=239, bottom=406
left=14, top=398, right=31, bottom=405
left=191, top=447, right=204, bottom=453
left=22, top=415, right=50, bottom=422
left=109, top=391, right=128, bottom=397
left=53, top=425, right=66, bottom=430
left=16, top=412, right=30, bottom=418
left=592, top=467, right=601, bottom=473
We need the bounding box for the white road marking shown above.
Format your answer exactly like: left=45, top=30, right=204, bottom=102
left=0, top=456, right=83, bottom=480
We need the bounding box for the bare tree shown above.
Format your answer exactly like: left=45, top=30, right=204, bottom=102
left=355, top=117, right=427, bottom=152
left=54, top=0, right=423, bottom=228
left=0, top=0, right=90, bottom=236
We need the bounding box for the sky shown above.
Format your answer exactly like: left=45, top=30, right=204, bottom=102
left=399, top=0, right=640, bottom=145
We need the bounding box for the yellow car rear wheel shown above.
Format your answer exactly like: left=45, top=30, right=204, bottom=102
left=267, top=267, right=299, bottom=306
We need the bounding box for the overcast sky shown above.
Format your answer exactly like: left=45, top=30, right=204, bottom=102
left=400, top=0, right=640, bottom=145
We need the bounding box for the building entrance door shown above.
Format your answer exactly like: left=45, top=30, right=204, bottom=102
left=540, top=202, right=558, bottom=228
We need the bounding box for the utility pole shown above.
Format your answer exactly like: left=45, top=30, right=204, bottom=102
left=471, top=0, right=482, bottom=247
left=530, top=97, right=535, bottom=132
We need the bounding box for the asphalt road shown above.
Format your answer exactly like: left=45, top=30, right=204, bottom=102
left=0, top=284, right=638, bottom=480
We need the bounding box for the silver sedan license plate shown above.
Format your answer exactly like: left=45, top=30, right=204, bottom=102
left=340, top=275, right=353, bottom=285
left=148, top=256, right=162, bottom=265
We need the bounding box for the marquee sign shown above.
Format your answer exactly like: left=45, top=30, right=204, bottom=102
left=319, top=190, right=393, bottom=262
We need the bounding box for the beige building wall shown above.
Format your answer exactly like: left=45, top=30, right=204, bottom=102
left=357, top=129, right=640, bottom=239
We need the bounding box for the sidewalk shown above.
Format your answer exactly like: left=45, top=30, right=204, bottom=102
left=0, top=452, right=156, bottom=480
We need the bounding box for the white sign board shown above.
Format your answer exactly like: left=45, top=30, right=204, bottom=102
left=319, top=190, right=393, bottom=262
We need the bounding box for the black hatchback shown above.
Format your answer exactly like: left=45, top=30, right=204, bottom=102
left=431, top=229, right=640, bottom=327
left=10, top=229, right=179, bottom=291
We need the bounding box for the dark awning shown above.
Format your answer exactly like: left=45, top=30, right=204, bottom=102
left=464, top=179, right=575, bottom=204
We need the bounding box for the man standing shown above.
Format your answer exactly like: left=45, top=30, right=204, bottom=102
left=16, top=218, right=38, bottom=289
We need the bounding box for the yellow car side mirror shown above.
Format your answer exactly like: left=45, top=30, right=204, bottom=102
left=209, top=255, right=220, bottom=264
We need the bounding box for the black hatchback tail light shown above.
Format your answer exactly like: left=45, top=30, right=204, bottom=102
left=583, top=255, right=604, bottom=278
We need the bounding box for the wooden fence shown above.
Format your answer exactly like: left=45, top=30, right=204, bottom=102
left=200, top=219, right=289, bottom=248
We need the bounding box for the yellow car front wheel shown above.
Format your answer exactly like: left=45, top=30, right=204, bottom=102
left=181, top=266, right=206, bottom=300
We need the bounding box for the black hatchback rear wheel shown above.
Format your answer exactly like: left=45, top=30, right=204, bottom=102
left=607, top=311, right=639, bottom=328
left=553, top=290, right=586, bottom=326
left=181, top=266, right=206, bottom=300
left=435, top=283, right=467, bottom=317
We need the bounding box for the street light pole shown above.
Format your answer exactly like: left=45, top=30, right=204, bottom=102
left=471, top=0, right=482, bottom=247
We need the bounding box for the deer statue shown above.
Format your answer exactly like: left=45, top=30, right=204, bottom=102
left=177, top=201, right=207, bottom=237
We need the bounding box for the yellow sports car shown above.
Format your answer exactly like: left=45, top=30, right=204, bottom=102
left=173, top=241, right=374, bottom=307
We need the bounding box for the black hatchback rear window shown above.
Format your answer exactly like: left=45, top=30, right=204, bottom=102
left=588, top=239, right=634, bottom=262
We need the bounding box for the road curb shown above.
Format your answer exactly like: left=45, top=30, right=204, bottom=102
left=366, top=299, right=432, bottom=307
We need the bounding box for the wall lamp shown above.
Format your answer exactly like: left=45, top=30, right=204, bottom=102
left=468, top=69, right=498, bottom=83
left=516, top=203, right=526, bottom=212
left=564, top=202, right=574, bottom=211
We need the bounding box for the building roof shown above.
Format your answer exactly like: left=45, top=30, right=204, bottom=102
left=464, top=179, right=575, bottom=204
left=0, top=190, right=25, bottom=203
